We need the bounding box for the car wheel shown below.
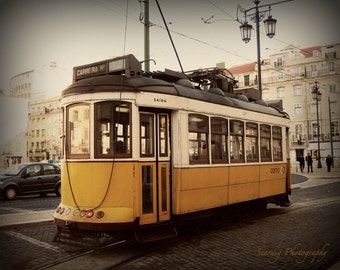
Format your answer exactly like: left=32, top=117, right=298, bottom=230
left=4, top=186, right=17, bottom=200
left=55, top=184, right=61, bottom=197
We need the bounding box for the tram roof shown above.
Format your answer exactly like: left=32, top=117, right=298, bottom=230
left=62, top=54, right=288, bottom=119
left=62, top=74, right=289, bottom=119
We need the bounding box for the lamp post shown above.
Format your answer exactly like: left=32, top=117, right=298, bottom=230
left=238, top=0, right=292, bottom=100
left=311, top=82, right=322, bottom=168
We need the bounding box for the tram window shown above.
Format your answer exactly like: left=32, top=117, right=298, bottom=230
left=245, top=122, right=259, bottom=162
left=272, top=126, right=283, bottom=161
left=95, top=102, right=131, bottom=158
left=140, top=113, right=154, bottom=157
left=188, top=114, right=209, bottom=164
left=142, top=165, right=153, bottom=214
left=67, top=104, right=90, bottom=158
left=260, top=124, right=271, bottom=161
left=211, top=117, right=228, bottom=163
left=230, top=120, right=244, bottom=163
left=159, top=114, right=168, bottom=157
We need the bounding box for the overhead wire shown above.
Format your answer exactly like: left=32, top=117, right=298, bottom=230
left=85, top=0, right=337, bottom=93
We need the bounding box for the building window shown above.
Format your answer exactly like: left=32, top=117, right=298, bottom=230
left=312, top=50, right=320, bottom=57
left=294, top=104, right=303, bottom=115
left=245, top=122, right=258, bottom=162
left=328, top=62, right=335, bottom=73
left=325, top=51, right=336, bottom=59
left=311, top=122, right=321, bottom=139
left=331, top=122, right=339, bottom=136
left=277, top=87, right=285, bottom=99
left=311, top=64, right=318, bottom=77
left=211, top=117, right=228, bottom=164
left=278, top=70, right=284, bottom=80
left=230, top=120, right=244, bottom=163
left=188, top=114, right=209, bottom=164
left=274, top=57, right=283, bottom=67
left=262, top=89, right=269, bottom=101
left=294, top=123, right=303, bottom=143
left=311, top=64, right=317, bottom=72
left=329, top=84, right=336, bottom=93
left=294, top=67, right=302, bottom=78
left=293, top=85, right=302, bottom=96
left=244, top=75, right=250, bottom=86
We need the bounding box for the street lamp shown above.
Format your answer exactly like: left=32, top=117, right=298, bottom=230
left=238, top=0, right=292, bottom=99
left=311, top=82, right=322, bottom=168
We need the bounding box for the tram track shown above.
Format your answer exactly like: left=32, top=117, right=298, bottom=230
left=2, top=182, right=339, bottom=270
left=38, top=236, right=180, bottom=270
left=44, top=195, right=340, bottom=270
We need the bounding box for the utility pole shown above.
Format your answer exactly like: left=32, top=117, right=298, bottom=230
left=328, top=96, right=334, bottom=167
left=144, top=0, right=150, bottom=73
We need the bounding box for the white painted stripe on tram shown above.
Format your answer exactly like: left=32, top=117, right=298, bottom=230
left=6, top=231, right=63, bottom=252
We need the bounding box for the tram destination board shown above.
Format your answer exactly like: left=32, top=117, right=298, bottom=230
left=73, top=54, right=142, bottom=81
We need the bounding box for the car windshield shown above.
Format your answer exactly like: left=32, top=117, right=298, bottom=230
left=2, top=164, right=27, bottom=176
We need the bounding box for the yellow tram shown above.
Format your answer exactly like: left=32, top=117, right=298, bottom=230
left=54, top=54, right=291, bottom=241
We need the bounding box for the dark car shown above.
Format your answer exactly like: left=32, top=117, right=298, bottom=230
left=0, top=163, right=61, bottom=200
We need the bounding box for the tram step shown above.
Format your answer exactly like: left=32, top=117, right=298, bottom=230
left=53, top=227, right=113, bottom=248
left=134, top=223, right=178, bottom=243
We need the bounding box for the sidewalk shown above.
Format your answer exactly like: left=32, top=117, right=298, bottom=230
left=292, top=165, right=340, bottom=189
left=0, top=210, right=54, bottom=230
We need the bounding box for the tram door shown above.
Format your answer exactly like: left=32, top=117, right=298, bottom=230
left=139, top=112, right=171, bottom=225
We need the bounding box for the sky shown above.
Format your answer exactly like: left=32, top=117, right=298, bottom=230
left=0, top=0, right=340, bottom=145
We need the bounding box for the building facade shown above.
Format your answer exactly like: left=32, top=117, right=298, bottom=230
left=27, top=96, right=63, bottom=162
left=3, top=62, right=65, bottom=164
left=230, top=43, right=340, bottom=167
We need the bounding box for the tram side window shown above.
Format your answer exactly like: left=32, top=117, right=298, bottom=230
left=140, top=113, right=154, bottom=157
left=272, top=126, right=283, bottom=161
left=67, top=104, right=90, bottom=158
left=230, top=120, right=244, bottom=163
left=159, top=114, right=168, bottom=157
left=211, top=117, right=228, bottom=164
left=260, top=124, right=271, bottom=161
left=245, top=122, right=259, bottom=162
left=95, top=102, right=131, bottom=158
left=188, top=114, right=209, bottom=164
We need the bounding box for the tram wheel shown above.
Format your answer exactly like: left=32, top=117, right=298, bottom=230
left=55, top=184, right=61, bottom=197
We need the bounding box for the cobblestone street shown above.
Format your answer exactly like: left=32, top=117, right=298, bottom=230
left=0, top=169, right=339, bottom=270
left=112, top=189, right=340, bottom=270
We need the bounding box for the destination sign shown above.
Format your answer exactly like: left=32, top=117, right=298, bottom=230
left=74, top=63, right=107, bottom=81
left=73, top=54, right=142, bottom=81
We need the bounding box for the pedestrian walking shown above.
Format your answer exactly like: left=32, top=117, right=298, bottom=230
left=326, top=155, right=333, bottom=172
left=305, top=153, right=313, bottom=173
left=298, top=155, right=305, bottom=173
